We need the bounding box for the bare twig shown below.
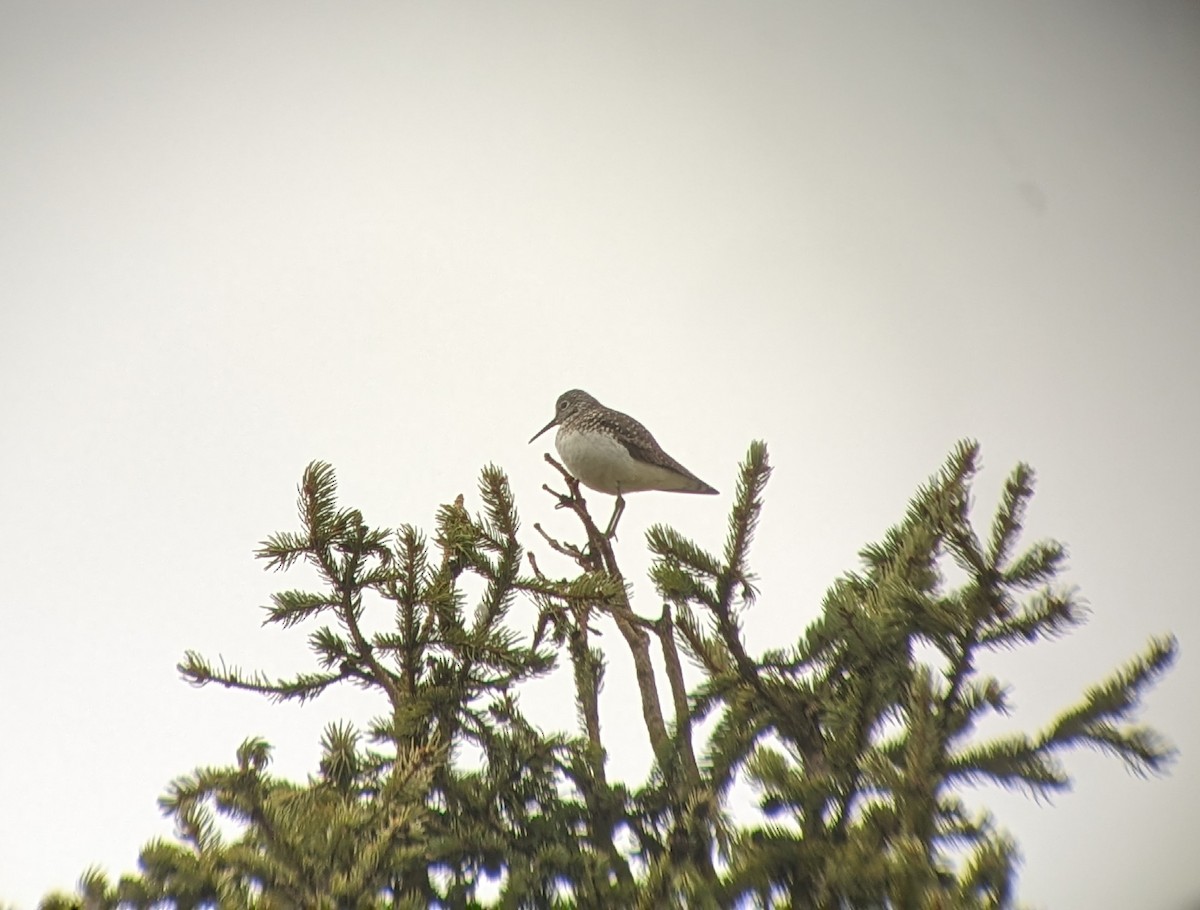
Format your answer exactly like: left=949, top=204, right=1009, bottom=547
left=533, top=463, right=673, bottom=767
left=533, top=522, right=585, bottom=561
left=658, top=604, right=700, bottom=785
left=527, top=550, right=546, bottom=580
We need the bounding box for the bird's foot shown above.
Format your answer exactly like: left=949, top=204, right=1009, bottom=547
left=543, top=482, right=581, bottom=512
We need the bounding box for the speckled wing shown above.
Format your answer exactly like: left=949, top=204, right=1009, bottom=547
left=591, top=407, right=717, bottom=493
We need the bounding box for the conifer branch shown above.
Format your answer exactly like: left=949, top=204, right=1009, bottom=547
left=944, top=735, right=1071, bottom=794
left=1040, top=634, right=1178, bottom=773
left=718, top=439, right=769, bottom=608
left=987, top=463, right=1035, bottom=568
left=977, top=587, right=1084, bottom=648
left=1002, top=539, right=1068, bottom=589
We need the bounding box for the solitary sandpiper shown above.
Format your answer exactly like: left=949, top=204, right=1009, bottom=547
left=528, top=390, right=718, bottom=500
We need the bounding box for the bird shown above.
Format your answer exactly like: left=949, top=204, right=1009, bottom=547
left=528, top=389, right=718, bottom=498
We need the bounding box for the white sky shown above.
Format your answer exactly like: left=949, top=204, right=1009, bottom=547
left=2, top=2, right=1198, bottom=907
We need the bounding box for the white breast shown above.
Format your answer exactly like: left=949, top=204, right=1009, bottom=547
left=555, top=427, right=690, bottom=495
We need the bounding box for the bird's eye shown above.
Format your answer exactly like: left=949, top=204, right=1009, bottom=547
left=558, top=399, right=568, bottom=411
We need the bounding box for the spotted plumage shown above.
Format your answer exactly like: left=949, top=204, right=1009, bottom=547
left=529, top=390, right=718, bottom=496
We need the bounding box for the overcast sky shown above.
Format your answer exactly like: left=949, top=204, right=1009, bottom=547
left=2, top=2, right=1198, bottom=908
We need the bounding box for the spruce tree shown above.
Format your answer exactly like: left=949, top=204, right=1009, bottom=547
left=41, top=442, right=1175, bottom=909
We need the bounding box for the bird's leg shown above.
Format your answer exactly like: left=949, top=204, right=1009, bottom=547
left=604, top=491, right=626, bottom=540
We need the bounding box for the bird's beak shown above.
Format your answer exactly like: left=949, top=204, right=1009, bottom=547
left=528, top=416, right=558, bottom=444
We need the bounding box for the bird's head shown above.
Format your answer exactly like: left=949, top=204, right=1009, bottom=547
left=528, top=389, right=599, bottom=443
